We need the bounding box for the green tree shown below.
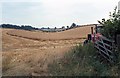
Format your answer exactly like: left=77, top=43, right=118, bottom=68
left=62, top=26, right=65, bottom=29
left=98, top=6, right=120, bottom=40
left=70, top=23, right=76, bottom=28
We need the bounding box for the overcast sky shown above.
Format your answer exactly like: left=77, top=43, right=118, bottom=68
left=0, top=0, right=120, bottom=28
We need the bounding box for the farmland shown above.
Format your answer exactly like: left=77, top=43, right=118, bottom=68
left=2, top=25, right=95, bottom=76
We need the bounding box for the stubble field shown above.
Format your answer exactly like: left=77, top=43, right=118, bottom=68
left=2, top=25, right=94, bottom=76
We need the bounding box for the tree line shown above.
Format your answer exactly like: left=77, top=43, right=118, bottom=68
left=0, top=24, right=39, bottom=31
left=0, top=23, right=78, bottom=31
left=98, top=6, right=120, bottom=42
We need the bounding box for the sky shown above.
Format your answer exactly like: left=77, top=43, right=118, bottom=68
left=0, top=0, right=120, bottom=28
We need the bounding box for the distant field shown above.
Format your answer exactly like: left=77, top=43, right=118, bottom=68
left=7, top=25, right=94, bottom=40
left=2, top=25, right=95, bottom=76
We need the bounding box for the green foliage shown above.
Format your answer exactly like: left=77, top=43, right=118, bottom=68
left=48, top=43, right=120, bottom=76
left=70, top=23, right=77, bottom=29
left=48, top=43, right=98, bottom=76
left=1, top=24, right=39, bottom=30
left=98, top=7, right=120, bottom=39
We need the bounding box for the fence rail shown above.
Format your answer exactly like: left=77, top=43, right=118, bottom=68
left=94, top=35, right=116, bottom=63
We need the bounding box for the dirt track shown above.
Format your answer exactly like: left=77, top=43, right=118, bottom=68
left=2, top=25, right=94, bottom=76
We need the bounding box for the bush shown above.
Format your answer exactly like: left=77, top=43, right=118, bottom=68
left=98, top=7, right=120, bottom=40
left=48, top=42, right=120, bottom=76
left=48, top=43, right=95, bottom=76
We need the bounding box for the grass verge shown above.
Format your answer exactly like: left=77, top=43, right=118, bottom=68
left=48, top=42, right=120, bottom=76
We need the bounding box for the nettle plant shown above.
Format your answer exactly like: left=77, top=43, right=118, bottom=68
left=98, top=7, right=120, bottom=40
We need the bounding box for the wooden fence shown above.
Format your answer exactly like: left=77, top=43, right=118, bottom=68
left=117, top=35, right=120, bottom=48
left=94, top=36, right=116, bottom=63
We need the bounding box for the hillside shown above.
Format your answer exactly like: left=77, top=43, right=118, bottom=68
left=2, top=25, right=95, bottom=76
left=7, top=25, right=95, bottom=40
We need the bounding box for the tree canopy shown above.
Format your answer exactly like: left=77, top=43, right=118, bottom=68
left=0, top=24, right=39, bottom=31
left=98, top=6, right=120, bottom=40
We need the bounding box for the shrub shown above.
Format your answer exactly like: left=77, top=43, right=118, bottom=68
left=48, top=43, right=97, bottom=76
left=48, top=42, right=120, bottom=76
left=98, top=7, right=120, bottom=40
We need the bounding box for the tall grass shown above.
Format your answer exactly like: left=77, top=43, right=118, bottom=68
left=48, top=42, right=120, bottom=76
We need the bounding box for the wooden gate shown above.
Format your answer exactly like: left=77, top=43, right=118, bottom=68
left=94, top=36, right=116, bottom=63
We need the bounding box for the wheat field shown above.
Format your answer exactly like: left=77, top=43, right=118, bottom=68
left=2, top=25, right=95, bottom=76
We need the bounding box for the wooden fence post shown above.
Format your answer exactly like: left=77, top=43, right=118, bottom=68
left=117, top=34, right=120, bottom=50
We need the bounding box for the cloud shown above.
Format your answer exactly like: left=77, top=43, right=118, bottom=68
left=2, top=2, right=43, bottom=26
left=1, top=0, right=120, bottom=28
left=39, top=0, right=119, bottom=27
